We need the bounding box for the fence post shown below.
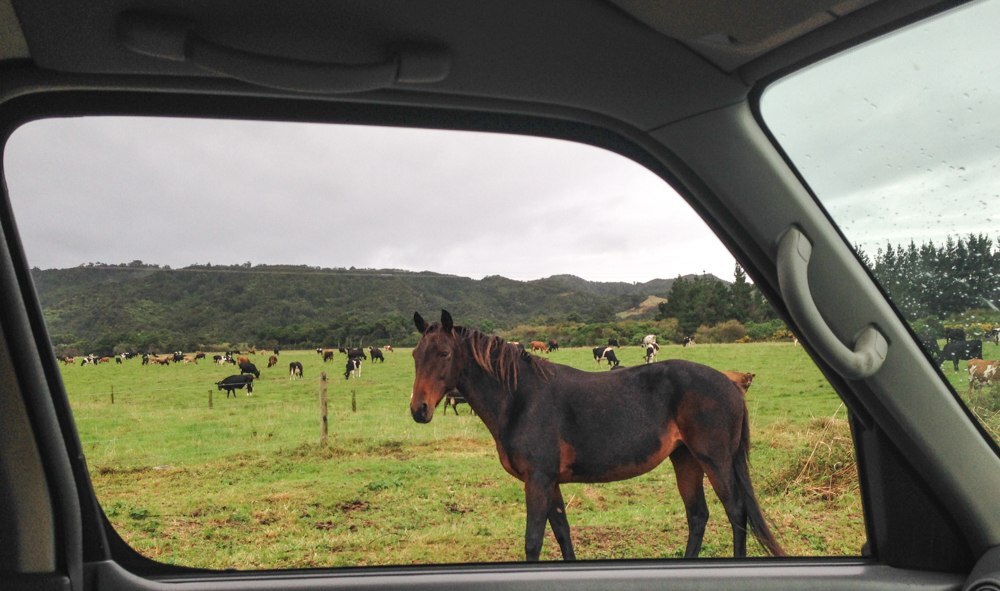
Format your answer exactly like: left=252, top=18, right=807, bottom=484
left=319, top=372, right=329, bottom=446
left=351, top=390, right=357, bottom=413
left=111, top=385, right=114, bottom=405
left=209, top=389, right=213, bottom=409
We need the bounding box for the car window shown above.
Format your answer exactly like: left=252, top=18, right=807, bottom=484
left=760, top=0, right=1000, bottom=445
left=5, top=116, right=861, bottom=568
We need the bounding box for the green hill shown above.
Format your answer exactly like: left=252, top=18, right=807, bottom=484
left=30, top=263, right=717, bottom=354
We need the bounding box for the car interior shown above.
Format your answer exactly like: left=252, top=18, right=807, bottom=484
left=1, top=0, right=999, bottom=590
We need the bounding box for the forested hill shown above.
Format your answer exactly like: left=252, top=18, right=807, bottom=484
left=30, top=264, right=703, bottom=354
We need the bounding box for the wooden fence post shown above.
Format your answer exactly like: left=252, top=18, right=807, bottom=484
left=110, top=385, right=114, bottom=405
left=319, top=372, right=329, bottom=446
left=208, top=389, right=213, bottom=409
left=351, top=390, right=357, bottom=413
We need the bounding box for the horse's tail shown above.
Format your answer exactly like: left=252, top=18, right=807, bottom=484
left=734, top=407, right=785, bottom=557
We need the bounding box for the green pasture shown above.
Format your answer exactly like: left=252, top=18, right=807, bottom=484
left=60, top=342, right=999, bottom=569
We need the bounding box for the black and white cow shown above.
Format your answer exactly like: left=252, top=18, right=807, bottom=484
left=592, top=346, right=620, bottom=368
left=216, top=374, right=254, bottom=397
left=288, top=361, right=303, bottom=380
left=644, top=342, right=660, bottom=364
left=344, top=357, right=362, bottom=380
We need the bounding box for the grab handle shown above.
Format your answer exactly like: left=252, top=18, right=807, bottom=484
left=118, top=12, right=450, bottom=94
left=777, top=226, right=887, bottom=380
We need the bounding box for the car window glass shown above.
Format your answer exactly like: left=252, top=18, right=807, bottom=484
left=5, top=117, right=862, bottom=567
left=760, top=0, right=1000, bottom=445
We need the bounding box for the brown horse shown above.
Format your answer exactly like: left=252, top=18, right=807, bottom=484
left=410, top=310, right=783, bottom=561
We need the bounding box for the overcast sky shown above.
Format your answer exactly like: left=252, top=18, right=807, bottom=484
left=4, top=117, right=736, bottom=283
left=762, top=0, right=1000, bottom=255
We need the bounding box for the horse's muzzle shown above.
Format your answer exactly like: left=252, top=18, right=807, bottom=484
left=411, top=401, right=432, bottom=423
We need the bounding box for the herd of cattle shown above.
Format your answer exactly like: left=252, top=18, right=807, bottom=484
left=921, top=328, right=1000, bottom=395
left=58, top=327, right=1000, bottom=405
left=60, top=345, right=395, bottom=399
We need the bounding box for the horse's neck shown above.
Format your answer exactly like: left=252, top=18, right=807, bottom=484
left=460, top=361, right=520, bottom=442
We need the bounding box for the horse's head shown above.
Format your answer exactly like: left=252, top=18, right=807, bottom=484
left=411, top=310, right=465, bottom=423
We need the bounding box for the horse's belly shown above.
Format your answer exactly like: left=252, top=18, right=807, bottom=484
left=559, top=428, right=681, bottom=483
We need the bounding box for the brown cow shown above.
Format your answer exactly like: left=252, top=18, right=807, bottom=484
left=721, top=370, right=755, bottom=394
left=967, top=359, right=1000, bottom=395
left=530, top=340, right=549, bottom=353
left=267, top=355, right=278, bottom=368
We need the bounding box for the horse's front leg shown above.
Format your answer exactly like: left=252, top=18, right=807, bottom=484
left=523, top=473, right=558, bottom=561
left=547, top=484, right=576, bottom=560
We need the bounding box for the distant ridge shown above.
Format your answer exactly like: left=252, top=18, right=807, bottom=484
left=31, top=264, right=728, bottom=353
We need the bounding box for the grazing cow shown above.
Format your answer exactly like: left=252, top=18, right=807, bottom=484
left=289, top=361, right=303, bottom=380
left=172, top=352, right=184, bottom=363
left=547, top=340, right=559, bottom=352
left=182, top=355, right=199, bottom=364
left=216, top=374, right=254, bottom=397
left=369, top=347, right=385, bottom=363
left=683, top=336, right=696, bottom=347
left=344, top=357, right=362, bottom=380
left=641, top=334, right=657, bottom=347
left=98, top=356, right=111, bottom=364
left=592, top=346, right=620, bottom=368
left=346, top=347, right=367, bottom=360
left=938, top=339, right=983, bottom=372
left=721, top=370, right=755, bottom=394
left=141, top=353, right=149, bottom=366
left=61, top=356, right=75, bottom=365
left=607, top=337, right=620, bottom=348
left=644, top=342, right=660, bottom=364
left=530, top=340, right=549, bottom=354
left=212, top=354, right=223, bottom=364
left=987, top=328, right=1000, bottom=346
left=968, top=359, right=1000, bottom=395
left=239, top=362, right=261, bottom=378
left=194, top=352, right=206, bottom=360
left=316, top=348, right=323, bottom=355
left=267, top=355, right=278, bottom=368
left=919, top=335, right=942, bottom=359
left=383, top=344, right=394, bottom=352
left=322, top=349, right=335, bottom=362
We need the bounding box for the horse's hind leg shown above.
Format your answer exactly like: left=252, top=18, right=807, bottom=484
left=547, top=484, right=576, bottom=560
left=700, top=458, right=748, bottom=557
left=669, top=446, right=709, bottom=558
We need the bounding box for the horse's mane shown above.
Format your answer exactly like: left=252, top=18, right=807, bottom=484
left=457, top=326, right=554, bottom=392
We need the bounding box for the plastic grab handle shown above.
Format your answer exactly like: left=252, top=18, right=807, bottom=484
left=777, top=226, right=887, bottom=380
left=118, top=12, right=450, bottom=94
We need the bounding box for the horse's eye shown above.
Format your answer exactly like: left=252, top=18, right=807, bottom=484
left=438, top=351, right=450, bottom=358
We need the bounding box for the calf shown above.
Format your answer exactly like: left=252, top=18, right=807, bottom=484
left=289, top=361, right=303, bottom=380
left=644, top=342, right=660, bottom=364
left=938, top=339, right=983, bottom=372
left=344, top=357, right=362, bottom=380
left=369, top=347, right=385, bottom=363
left=239, top=361, right=261, bottom=378
left=216, top=374, right=254, bottom=397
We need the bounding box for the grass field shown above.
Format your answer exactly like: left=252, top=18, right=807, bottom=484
left=60, top=341, right=999, bottom=569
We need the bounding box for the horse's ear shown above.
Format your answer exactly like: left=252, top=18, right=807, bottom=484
left=414, top=312, right=428, bottom=334
left=441, top=310, right=454, bottom=333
